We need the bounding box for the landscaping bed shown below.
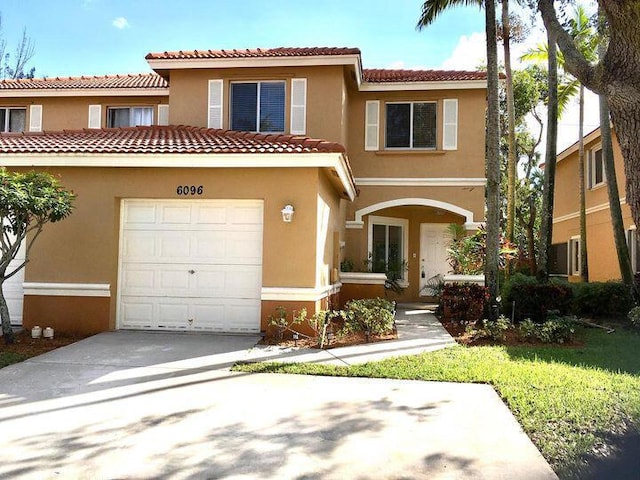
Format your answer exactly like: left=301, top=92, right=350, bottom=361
left=0, top=330, right=85, bottom=368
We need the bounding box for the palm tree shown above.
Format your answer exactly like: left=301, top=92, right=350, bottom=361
left=522, top=5, right=596, bottom=282
left=417, top=0, right=501, bottom=315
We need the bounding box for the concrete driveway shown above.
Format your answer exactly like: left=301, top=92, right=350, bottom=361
left=0, top=332, right=557, bottom=479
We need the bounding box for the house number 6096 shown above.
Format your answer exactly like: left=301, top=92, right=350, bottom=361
left=176, top=185, right=204, bottom=195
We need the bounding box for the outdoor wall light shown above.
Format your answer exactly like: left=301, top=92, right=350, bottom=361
left=281, top=204, right=295, bottom=223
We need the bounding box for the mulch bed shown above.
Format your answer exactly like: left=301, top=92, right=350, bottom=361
left=259, top=329, right=397, bottom=350
left=0, top=330, right=87, bottom=357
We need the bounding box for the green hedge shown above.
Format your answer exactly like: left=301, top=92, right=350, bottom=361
left=571, top=281, right=632, bottom=319
left=441, top=283, right=489, bottom=322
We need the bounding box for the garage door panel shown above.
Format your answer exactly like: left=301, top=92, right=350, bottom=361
left=119, top=199, right=263, bottom=332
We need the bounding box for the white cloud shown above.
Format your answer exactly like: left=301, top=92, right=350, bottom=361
left=438, top=32, right=486, bottom=70
left=112, top=17, right=130, bottom=29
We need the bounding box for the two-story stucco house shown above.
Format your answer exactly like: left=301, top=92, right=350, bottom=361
left=551, top=126, right=638, bottom=281
left=0, top=47, right=487, bottom=335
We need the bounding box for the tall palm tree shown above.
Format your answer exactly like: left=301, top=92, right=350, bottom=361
left=417, top=0, right=501, bottom=315
left=522, top=5, right=596, bottom=282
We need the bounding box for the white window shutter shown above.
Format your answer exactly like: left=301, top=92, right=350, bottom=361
left=157, top=104, right=169, bottom=126
left=290, top=78, right=307, bottom=135
left=442, top=99, right=458, bottom=150
left=29, top=105, right=42, bottom=132
left=208, top=79, right=223, bottom=129
left=364, top=100, right=379, bottom=151
left=88, top=105, right=102, bottom=129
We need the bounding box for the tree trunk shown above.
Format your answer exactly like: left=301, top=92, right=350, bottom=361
left=0, top=282, right=15, bottom=344
left=503, top=0, right=516, bottom=246
left=537, top=31, right=558, bottom=282
left=485, top=0, right=501, bottom=318
left=578, top=85, right=589, bottom=282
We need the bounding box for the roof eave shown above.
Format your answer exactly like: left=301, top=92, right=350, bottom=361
left=0, top=87, right=170, bottom=98
left=146, top=54, right=362, bottom=71
left=359, top=79, right=487, bottom=92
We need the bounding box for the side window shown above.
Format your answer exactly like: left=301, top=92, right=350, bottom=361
left=107, top=107, right=153, bottom=128
left=385, top=102, right=436, bottom=149
left=368, top=215, right=408, bottom=283
left=627, top=228, right=640, bottom=273
left=0, top=108, right=26, bottom=132
left=230, top=81, right=285, bottom=133
left=549, top=242, right=568, bottom=275
left=568, top=237, right=581, bottom=276
left=589, top=145, right=606, bottom=188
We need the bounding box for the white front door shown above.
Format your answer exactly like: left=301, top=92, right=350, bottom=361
left=419, top=223, right=450, bottom=296
left=117, top=199, right=263, bottom=333
left=4, top=238, right=25, bottom=326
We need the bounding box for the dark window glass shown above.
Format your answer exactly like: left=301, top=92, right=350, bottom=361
left=231, top=83, right=258, bottom=131
left=372, top=224, right=387, bottom=273
left=259, top=82, right=285, bottom=132
left=549, top=243, right=568, bottom=275
left=594, top=149, right=604, bottom=185
left=108, top=108, right=130, bottom=128
left=385, top=103, right=411, bottom=147
left=413, top=102, right=437, bottom=148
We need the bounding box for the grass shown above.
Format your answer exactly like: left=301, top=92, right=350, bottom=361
left=0, top=351, right=28, bottom=369
left=235, top=326, right=640, bottom=478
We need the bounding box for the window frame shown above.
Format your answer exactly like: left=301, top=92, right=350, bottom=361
left=229, top=80, right=286, bottom=134
left=106, top=106, right=154, bottom=128
left=568, top=236, right=581, bottom=276
left=588, top=143, right=606, bottom=189
left=384, top=100, right=438, bottom=150
left=0, top=107, right=26, bottom=133
left=367, top=215, right=409, bottom=285
left=627, top=226, right=639, bottom=273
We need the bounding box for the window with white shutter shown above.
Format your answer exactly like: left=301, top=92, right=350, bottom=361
left=365, top=100, right=379, bottom=151
left=442, top=99, right=458, bottom=150
left=208, top=79, right=223, bottom=129
left=29, top=105, right=42, bottom=132
left=88, top=105, right=102, bottom=129
left=290, top=78, right=307, bottom=135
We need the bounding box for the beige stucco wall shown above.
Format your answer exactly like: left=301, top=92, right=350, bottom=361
left=553, top=129, right=634, bottom=281
left=346, top=88, right=486, bottom=179
left=167, top=65, right=348, bottom=144
left=12, top=164, right=345, bottom=330
left=0, top=96, right=168, bottom=131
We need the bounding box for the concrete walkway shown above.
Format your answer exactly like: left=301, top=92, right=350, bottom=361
left=244, top=303, right=457, bottom=366
left=0, top=307, right=558, bottom=479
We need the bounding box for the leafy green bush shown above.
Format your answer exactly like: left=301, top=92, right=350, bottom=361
left=518, top=316, right=576, bottom=343
left=441, top=283, right=489, bottom=322
left=509, top=280, right=573, bottom=323
left=342, top=298, right=396, bottom=335
left=501, top=273, right=538, bottom=308
left=627, top=306, right=640, bottom=329
left=480, top=315, right=512, bottom=341
left=572, top=281, right=632, bottom=318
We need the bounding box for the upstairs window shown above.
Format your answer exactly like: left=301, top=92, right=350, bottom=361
left=107, top=107, right=153, bottom=128
left=385, top=102, right=437, bottom=149
left=230, top=81, right=285, bottom=133
left=588, top=145, right=606, bottom=188
left=0, top=108, right=26, bottom=132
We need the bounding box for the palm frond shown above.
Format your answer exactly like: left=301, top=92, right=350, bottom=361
left=417, top=0, right=482, bottom=29
left=557, top=78, right=580, bottom=119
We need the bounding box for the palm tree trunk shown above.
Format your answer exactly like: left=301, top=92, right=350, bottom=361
left=578, top=85, right=589, bottom=282
left=537, top=32, right=558, bottom=282
left=503, top=0, right=517, bottom=252
left=0, top=282, right=15, bottom=344
left=485, top=0, right=501, bottom=318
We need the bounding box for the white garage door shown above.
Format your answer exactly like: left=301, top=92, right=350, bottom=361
left=118, top=199, right=263, bottom=333
left=4, top=238, right=25, bottom=327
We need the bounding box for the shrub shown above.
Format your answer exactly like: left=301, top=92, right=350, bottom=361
left=518, top=316, right=576, bottom=343
left=627, top=306, right=640, bottom=329
left=480, top=315, right=512, bottom=341
left=572, top=281, right=632, bottom=319
left=501, top=273, right=538, bottom=308
left=342, top=298, right=396, bottom=335
left=440, top=283, right=489, bottom=322
left=503, top=274, right=573, bottom=323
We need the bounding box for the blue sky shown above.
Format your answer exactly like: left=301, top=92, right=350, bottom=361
left=1, top=0, right=485, bottom=77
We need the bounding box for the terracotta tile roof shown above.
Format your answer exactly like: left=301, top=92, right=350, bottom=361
left=145, top=47, right=361, bottom=60
left=0, top=125, right=346, bottom=155
left=0, top=73, right=168, bottom=90
left=363, top=69, right=487, bottom=83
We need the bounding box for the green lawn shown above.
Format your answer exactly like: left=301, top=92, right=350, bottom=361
left=0, top=351, right=28, bottom=369
left=235, top=327, right=640, bottom=478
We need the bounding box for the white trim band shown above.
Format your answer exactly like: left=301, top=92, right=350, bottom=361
left=339, top=272, right=387, bottom=285
left=23, top=282, right=111, bottom=297
left=553, top=197, right=626, bottom=224
left=355, top=177, right=487, bottom=187
left=261, top=283, right=341, bottom=302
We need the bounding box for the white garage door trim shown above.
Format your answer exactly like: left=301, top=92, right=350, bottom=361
left=117, top=199, right=263, bottom=333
